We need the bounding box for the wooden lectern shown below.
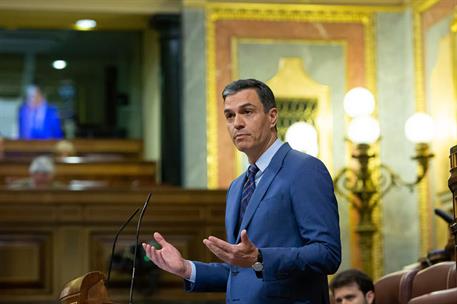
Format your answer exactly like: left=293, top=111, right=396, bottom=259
left=59, top=272, right=113, bottom=304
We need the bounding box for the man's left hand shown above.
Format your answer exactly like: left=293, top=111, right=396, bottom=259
left=203, top=229, right=258, bottom=267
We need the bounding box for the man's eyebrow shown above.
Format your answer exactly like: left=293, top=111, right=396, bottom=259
left=238, top=102, right=255, bottom=108
left=224, top=102, right=256, bottom=112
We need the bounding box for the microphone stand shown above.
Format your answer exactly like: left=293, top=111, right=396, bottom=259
left=107, top=207, right=140, bottom=286
left=129, top=192, right=151, bottom=304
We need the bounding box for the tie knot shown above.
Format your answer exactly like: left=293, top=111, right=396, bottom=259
left=247, top=164, right=259, bottom=179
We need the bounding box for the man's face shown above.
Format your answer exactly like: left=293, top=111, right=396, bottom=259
left=333, top=283, right=374, bottom=304
left=31, top=172, right=53, bottom=188
left=223, top=88, right=277, bottom=162
left=26, top=87, right=44, bottom=107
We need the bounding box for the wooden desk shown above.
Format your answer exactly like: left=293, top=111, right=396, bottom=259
left=0, top=158, right=157, bottom=186
left=0, top=188, right=226, bottom=303
left=2, top=139, right=143, bottom=159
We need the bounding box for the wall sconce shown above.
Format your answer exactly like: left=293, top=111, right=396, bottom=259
left=333, top=87, right=434, bottom=277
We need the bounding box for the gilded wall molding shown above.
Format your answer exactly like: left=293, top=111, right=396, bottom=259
left=451, top=9, right=457, bottom=100
left=207, top=2, right=402, bottom=17
left=231, top=38, right=344, bottom=174
left=412, top=0, right=441, bottom=256
left=206, top=2, right=379, bottom=188
left=184, top=0, right=207, bottom=8
left=206, top=9, right=218, bottom=189
left=362, top=11, right=384, bottom=280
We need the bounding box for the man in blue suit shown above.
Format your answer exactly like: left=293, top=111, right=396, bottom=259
left=143, top=79, right=341, bottom=303
left=18, top=85, right=63, bottom=139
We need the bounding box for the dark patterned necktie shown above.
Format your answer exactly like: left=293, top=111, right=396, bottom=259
left=239, top=164, right=260, bottom=225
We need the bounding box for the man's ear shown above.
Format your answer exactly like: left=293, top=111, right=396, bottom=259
left=365, top=290, right=375, bottom=304
left=268, top=107, right=278, bottom=128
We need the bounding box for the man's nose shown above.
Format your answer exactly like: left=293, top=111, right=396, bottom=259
left=233, top=114, right=244, bottom=128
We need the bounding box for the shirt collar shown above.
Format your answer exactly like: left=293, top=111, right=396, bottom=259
left=253, top=138, right=283, bottom=174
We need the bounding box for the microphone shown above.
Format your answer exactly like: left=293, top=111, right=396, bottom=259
left=107, top=207, right=140, bottom=286
left=129, top=192, right=152, bottom=304
left=434, top=208, right=453, bottom=224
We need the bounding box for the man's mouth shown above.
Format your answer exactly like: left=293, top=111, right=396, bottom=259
left=234, top=133, right=248, bottom=139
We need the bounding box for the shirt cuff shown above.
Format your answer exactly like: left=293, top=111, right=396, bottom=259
left=185, top=260, right=196, bottom=283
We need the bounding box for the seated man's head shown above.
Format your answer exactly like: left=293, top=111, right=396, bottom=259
left=330, top=269, right=375, bottom=304
left=25, top=85, right=45, bottom=108
left=54, top=140, right=76, bottom=157
left=29, top=156, right=55, bottom=188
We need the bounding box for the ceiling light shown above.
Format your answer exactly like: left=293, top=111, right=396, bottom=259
left=52, top=60, right=67, bottom=70
left=75, top=19, right=97, bottom=31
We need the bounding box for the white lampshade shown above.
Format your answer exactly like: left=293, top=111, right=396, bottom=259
left=404, top=112, right=434, bottom=143
left=347, top=116, right=380, bottom=144
left=285, top=121, right=318, bottom=156
left=343, top=87, right=375, bottom=118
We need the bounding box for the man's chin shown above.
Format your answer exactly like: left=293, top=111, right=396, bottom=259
left=234, top=143, right=249, bottom=153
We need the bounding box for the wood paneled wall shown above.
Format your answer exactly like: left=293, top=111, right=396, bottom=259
left=0, top=159, right=157, bottom=187
left=0, top=188, right=226, bottom=303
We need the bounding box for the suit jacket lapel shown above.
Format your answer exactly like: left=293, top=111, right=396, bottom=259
left=226, top=176, right=244, bottom=244
left=235, top=143, right=291, bottom=242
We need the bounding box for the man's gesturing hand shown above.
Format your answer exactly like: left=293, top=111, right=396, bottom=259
left=203, top=229, right=258, bottom=267
left=142, top=232, right=192, bottom=279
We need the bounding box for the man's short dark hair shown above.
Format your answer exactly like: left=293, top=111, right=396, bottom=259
left=222, top=79, right=276, bottom=112
left=330, top=269, right=374, bottom=296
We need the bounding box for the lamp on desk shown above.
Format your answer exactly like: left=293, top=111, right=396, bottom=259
left=333, top=87, right=435, bottom=277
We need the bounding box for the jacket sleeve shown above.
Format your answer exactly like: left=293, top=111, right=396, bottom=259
left=184, top=261, right=229, bottom=292
left=260, top=158, right=341, bottom=281
left=49, top=107, right=63, bottom=139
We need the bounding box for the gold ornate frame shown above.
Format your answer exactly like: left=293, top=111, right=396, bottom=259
left=206, top=2, right=385, bottom=187
left=412, top=0, right=446, bottom=256
left=230, top=40, right=340, bottom=174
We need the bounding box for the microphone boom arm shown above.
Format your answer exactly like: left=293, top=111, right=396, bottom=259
left=129, top=192, right=152, bottom=304
left=107, top=207, right=140, bottom=286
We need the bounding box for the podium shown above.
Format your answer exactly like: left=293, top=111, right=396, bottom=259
left=59, top=272, right=113, bottom=304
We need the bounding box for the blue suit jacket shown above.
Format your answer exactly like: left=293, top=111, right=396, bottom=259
left=18, top=102, right=63, bottom=139
left=186, top=143, right=341, bottom=303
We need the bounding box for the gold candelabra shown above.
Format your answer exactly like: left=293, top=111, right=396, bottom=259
left=333, top=87, right=435, bottom=277
left=334, top=143, right=433, bottom=276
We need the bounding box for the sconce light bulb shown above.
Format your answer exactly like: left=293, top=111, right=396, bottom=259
left=404, top=112, right=435, bottom=144
left=347, top=116, right=380, bottom=144
left=343, top=87, right=375, bottom=118
left=285, top=121, right=318, bottom=157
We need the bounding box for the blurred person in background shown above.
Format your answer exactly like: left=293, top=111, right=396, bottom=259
left=0, top=136, right=4, bottom=159
left=8, top=155, right=63, bottom=189
left=54, top=140, right=76, bottom=158
left=18, top=84, right=63, bottom=139
left=330, top=269, right=375, bottom=304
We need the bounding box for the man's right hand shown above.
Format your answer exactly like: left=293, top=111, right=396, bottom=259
left=142, top=232, right=192, bottom=279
